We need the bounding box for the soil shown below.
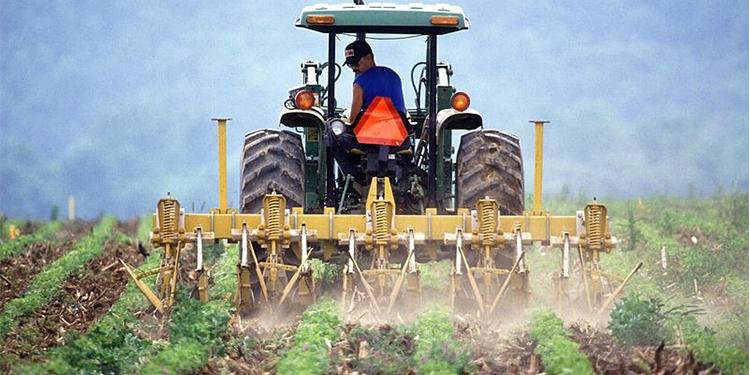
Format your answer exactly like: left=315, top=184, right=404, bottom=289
left=117, top=217, right=140, bottom=238
left=568, top=323, right=718, bottom=374
left=0, top=237, right=146, bottom=367
left=194, top=322, right=296, bottom=375
left=0, top=222, right=95, bottom=309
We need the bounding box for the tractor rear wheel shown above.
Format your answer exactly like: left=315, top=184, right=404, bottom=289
left=240, top=129, right=305, bottom=213
left=455, top=129, right=524, bottom=215
left=456, top=129, right=527, bottom=311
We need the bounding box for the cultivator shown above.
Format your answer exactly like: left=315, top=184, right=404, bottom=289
left=124, top=119, right=619, bottom=317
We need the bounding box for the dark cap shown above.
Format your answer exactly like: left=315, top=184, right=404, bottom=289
left=344, top=40, right=373, bottom=66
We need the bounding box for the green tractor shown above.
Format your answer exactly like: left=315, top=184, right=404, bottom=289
left=240, top=2, right=524, bottom=219
left=127, top=1, right=620, bottom=318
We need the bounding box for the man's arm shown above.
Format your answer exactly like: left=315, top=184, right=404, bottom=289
left=349, top=83, right=363, bottom=122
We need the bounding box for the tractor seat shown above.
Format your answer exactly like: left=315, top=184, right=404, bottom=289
left=349, top=146, right=412, bottom=157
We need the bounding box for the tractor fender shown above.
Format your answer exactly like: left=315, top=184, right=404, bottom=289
left=436, top=108, right=483, bottom=132
left=279, top=106, right=326, bottom=129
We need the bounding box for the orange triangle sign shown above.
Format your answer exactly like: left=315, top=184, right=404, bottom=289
left=353, top=96, right=408, bottom=146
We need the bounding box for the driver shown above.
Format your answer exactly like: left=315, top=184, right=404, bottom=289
left=344, top=39, right=407, bottom=121
left=327, top=39, right=408, bottom=185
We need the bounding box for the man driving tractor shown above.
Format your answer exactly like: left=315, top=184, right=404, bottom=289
left=327, top=39, right=411, bottom=185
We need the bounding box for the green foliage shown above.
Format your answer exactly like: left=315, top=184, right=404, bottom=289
left=678, top=316, right=749, bottom=375
left=346, top=325, right=415, bottom=374
left=139, top=244, right=239, bottom=375
left=618, top=203, right=644, bottom=251
left=0, top=218, right=115, bottom=338
left=136, top=214, right=153, bottom=243
left=309, top=258, right=341, bottom=289
left=529, top=310, right=594, bottom=375
left=0, top=220, right=63, bottom=262
left=277, top=298, right=341, bottom=375
left=608, top=294, right=693, bottom=346
left=140, top=300, right=231, bottom=375
left=413, top=308, right=472, bottom=375
left=418, top=260, right=451, bottom=294
left=12, top=228, right=162, bottom=375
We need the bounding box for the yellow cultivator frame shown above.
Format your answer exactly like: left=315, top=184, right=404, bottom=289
left=126, top=119, right=622, bottom=317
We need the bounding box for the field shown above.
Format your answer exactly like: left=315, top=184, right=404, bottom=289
left=0, top=193, right=747, bottom=374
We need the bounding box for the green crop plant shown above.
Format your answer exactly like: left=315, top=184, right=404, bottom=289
left=677, top=315, right=748, bottom=375
left=412, top=308, right=472, bottom=375
left=139, top=244, right=238, bottom=375
left=529, top=310, right=594, bottom=375
left=0, top=218, right=116, bottom=339
left=418, top=260, right=451, bottom=294
left=0, top=220, right=63, bottom=262
left=309, top=258, right=341, bottom=289
left=277, top=298, right=341, bottom=375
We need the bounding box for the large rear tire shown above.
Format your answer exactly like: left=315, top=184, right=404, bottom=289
left=240, top=129, right=305, bottom=213
left=455, top=129, right=528, bottom=313
left=455, top=129, right=524, bottom=215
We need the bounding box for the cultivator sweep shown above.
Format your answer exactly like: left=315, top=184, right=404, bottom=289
left=124, top=2, right=628, bottom=319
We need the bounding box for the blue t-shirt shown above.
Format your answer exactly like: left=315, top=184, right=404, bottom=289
left=354, top=66, right=407, bottom=114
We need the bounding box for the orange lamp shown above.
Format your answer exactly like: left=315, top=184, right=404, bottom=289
left=294, top=90, right=315, bottom=110
left=451, top=92, right=470, bottom=111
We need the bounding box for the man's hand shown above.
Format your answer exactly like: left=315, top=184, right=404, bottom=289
left=341, top=108, right=351, bottom=124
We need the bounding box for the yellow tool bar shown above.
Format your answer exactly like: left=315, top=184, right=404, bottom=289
left=171, top=209, right=577, bottom=244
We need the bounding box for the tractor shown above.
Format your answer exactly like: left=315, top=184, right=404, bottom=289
left=124, top=2, right=626, bottom=320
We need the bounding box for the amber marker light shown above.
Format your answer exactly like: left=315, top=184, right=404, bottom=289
left=431, top=16, right=459, bottom=26
left=295, top=90, right=316, bottom=110
left=307, top=15, right=335, bottom=24
left=451, top=92, right=470, bottom=111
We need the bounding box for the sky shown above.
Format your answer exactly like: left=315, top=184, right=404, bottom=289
left=0, top=0, right=748, bottom=219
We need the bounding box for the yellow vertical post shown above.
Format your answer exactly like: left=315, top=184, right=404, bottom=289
left=529, top=120, right=550, bottom=215
left=212, top=118, right=231, bottom=213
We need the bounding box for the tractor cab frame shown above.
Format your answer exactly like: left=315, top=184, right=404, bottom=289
left=279, top=3, right=481, bottom=212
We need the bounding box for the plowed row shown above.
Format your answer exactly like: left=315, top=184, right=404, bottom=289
left=0, top=222, right=94, bottom=309
left=1, top=241, right=146, bottom=363
left=0, top=219, right=145, bottom=372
